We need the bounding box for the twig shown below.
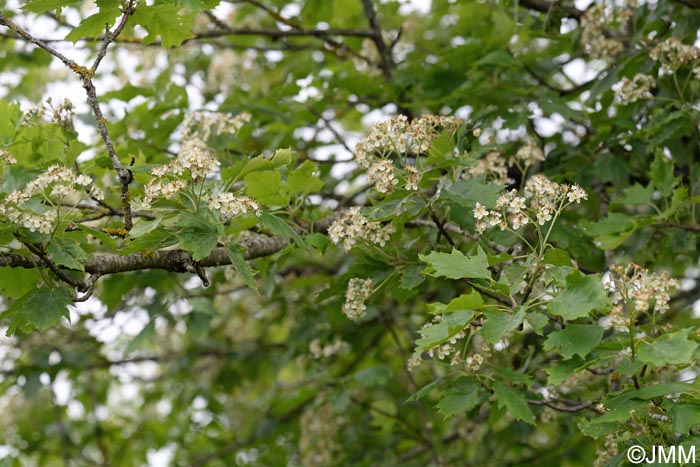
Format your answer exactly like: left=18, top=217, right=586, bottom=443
left=527, top=398, right=596, bottom=412
left=16, top=233, right=89, bottom=293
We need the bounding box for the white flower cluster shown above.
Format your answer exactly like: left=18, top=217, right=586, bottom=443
left=463, top=151, right=511, bottom=184
left=141, top=147, right=221, bottom=208
left=328, top=207, right=395, bottom=251
left=353, top=115, right=462, bottom=168
left=473, top=174, right=587, bottom=233
left=209, top=193, right=261, bottom=220
left=299, top=400, right=346, bottom=467
left=580, top=3, right=632, bottom=61
left=651, top=37, right=700, bottom=74
left=342, top=277, right=373, bottom=321
left=0, top=165, right=101, bottom=234
left=511, top=141, right=545, bottom=166
left=464, top=143, right=544, bottom=184
left=613, top=74, right=656, bottom=105
left=309, top=338, right=350, bottom=359
left=0, top=148, right=16, bottom=164
left=367, top=159, right=398, bottom=193
left=604, top=264, right=678, bottom=318
left=20, top=98, right=75, bottom=128
left=181, top=111, right=251, bottom=149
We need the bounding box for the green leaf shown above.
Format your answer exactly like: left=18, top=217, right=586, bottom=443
left=616, top=183, right=654, bottom=206
left=548, top=272, right=608, bottom=320
left=415, top=310, right=474, bottom=353
left=649, top=150, right=677, bottom=197
left=304, top=232, right=330, bottom=253
left=406, top=379, right=441, bottom=403
left=427, top=291, right=484, bottom=315
left=420, top=246, right=491, bottom=280
left=441, top=177, right=502, bottom=209
left=605, top=383, right=697, bottom=408
left=22, top=0, right=81, bottom=12
left=288, top=160, right=323, bottom=195
left=669, top=404, right=700, bottom=434
left=259, top=213, right=305, bottom=248
left=481, top=307, right=525, bottom=344
left=65, top=1, right=122, bottom=42
left=227, top=148, right=293, bottom=181
left=176, top=212, right=218, bottom=261
left=1, top=287, right=73, bottom=335
left=436, top=384, right=479, bottom=419
left=0, top=267, right=43, bottom=299
left=543, top=248, right=571, bottom=267
left=492, top=381, right=535, bottom=425
left=526, top=312, right=549, bottom=335
left=244, top=171, right=289, bottom=206
left=131, top=4, right=195, bottom=48
left=399, top=264, right=425, bottom=290
left=46, top=237, right=90, bottom=271
left=225, top=243, right=258, bottom=292
left=545, top=357, right=586, bottom=385
left=543, top=324, right=604, bottom=359
left=75, top=225, right=117, bottom=250
left=637, top=329, right=699, bottom=366
left=353, top=366, right=390, bottom=387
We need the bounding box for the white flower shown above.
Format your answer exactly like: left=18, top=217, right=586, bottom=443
left=465, top=353, right=483, bottom=372
left=473, top=202, right=488, bottom=220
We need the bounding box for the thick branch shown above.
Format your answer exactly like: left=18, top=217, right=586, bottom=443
left=0, top=234, right=290, bottom=277
left=519, top=0, right=583, bottom=20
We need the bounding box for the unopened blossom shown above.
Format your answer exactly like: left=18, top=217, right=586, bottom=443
left=328, top=206, right=394, bottom=251
left=342, top=278, right=373, bottom=321
left=368, top=159, right=399, bottom=193
left=209, top=193, right=261, bottom=220
left=613, top=74, right=656, bottom=105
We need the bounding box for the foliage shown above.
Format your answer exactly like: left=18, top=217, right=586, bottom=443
left=0, top=0, right=699, bottom=465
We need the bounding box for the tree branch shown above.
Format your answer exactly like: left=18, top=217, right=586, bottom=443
left=360, top=0, right=395, bottom=80
left=519, top=0, right=583, bottom=20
